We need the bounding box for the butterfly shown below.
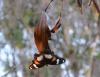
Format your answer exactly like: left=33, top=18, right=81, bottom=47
left=29, top=12, right=65, bottom=69
left=29, top=49, right=65, bottom=69
left=29, top=10, right=65, bottom=69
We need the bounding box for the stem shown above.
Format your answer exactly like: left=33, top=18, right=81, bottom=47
left=88, top=0, right=93, bottom=6
left=45, top=0, right=54, bottom=12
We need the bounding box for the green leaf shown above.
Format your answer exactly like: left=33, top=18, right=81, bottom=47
left=6, top=26, right=25, bottom=48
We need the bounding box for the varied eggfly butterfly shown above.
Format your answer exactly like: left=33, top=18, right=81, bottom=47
left=29, top=0, right=65, bottom=69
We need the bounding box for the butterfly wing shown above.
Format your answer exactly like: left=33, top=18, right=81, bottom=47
left=34, top=12, right=51, bottom=53
left=51, top=16, right=61, bottom=33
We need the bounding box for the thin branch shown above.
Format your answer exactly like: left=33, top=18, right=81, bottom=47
left=88, top=0, right=93, bottom=6
left=45, top=0, right=55, bottom=12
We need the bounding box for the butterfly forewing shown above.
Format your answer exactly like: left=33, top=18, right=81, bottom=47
left=34, top=12, right=51, bottom=53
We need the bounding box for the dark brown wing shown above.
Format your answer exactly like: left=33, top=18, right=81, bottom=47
left=34, top=12, right=51, bottom=53
left=51, top=16, right=61, bottom=33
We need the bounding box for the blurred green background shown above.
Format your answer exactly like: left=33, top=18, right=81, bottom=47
left=0, top=0, right=100, bottom=77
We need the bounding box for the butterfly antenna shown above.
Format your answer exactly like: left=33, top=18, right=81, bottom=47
left=45, top=0, right=54, bottom=12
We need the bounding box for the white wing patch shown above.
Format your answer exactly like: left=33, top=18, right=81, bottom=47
left=37, top=55, right=43, bottom=61
left=57, top=59, right=60, bottom=64
left=44, top=54, right=52, bottom=59
left=33, top=64, right=38, bottom=68
left=63, top=60, right=65, bottom=63
left=29, top=67, right=33, bottom=69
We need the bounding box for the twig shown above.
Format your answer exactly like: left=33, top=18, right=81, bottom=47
left=88, top=0, right=93, bottom=6
left=45, top=0, right=55, bottom=12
